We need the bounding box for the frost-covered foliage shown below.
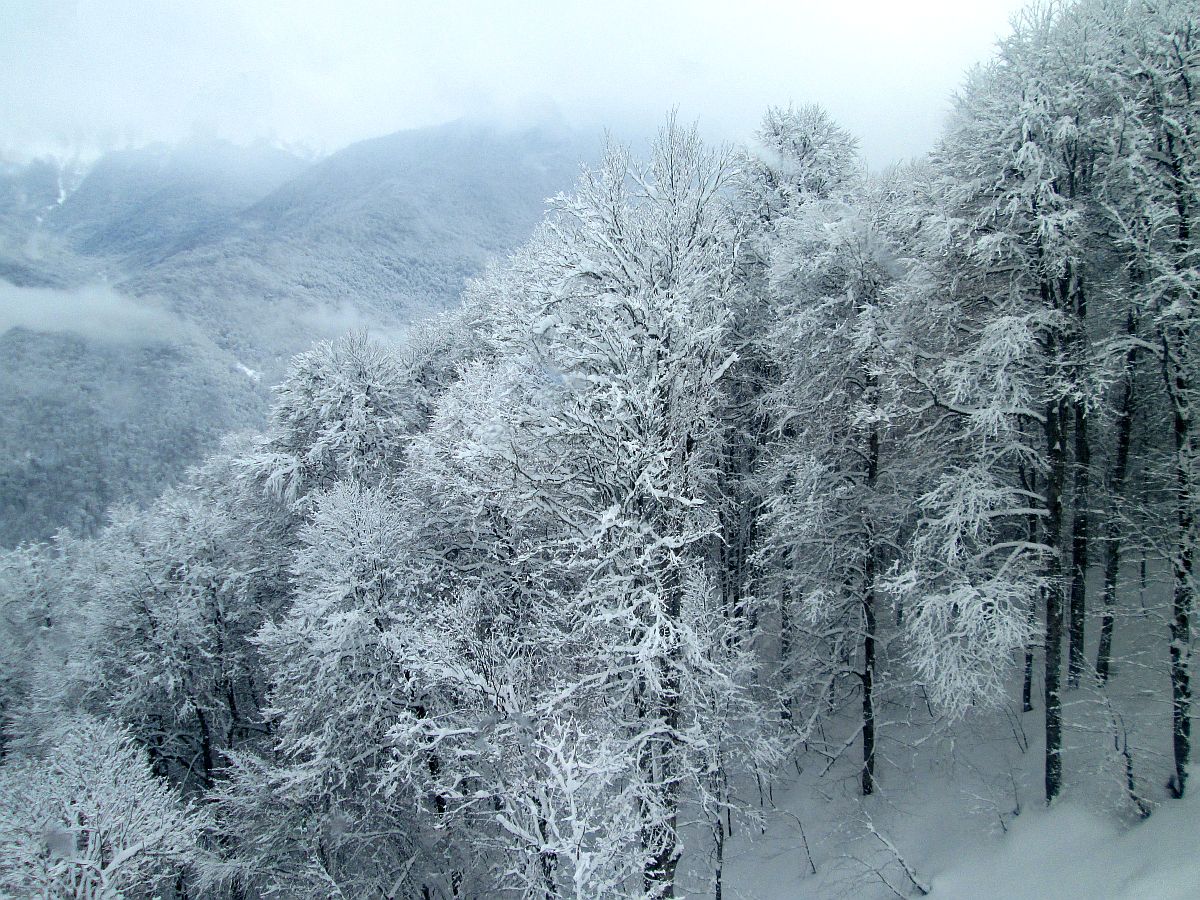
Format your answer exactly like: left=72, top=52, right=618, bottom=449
left=59, top=484, right=267, bottom=792
left=0, top=716, right=200, bottom=898
left=744, top=107, right=929, bottom=799
left=0, top=543, right=51, bottom=734
left=4, top=3, right=1199, bottom=896
left=737, top=103, right=860, bottom=226
left=254, top=331, right=422, bottom=502
left=209, top=484, right=433, bottom=898
left=514, top=117, right=775, bottom=893
left=341, top=117, right=780, bottom=896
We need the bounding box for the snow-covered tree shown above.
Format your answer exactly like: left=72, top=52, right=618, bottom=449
left=252, top=331, right=422, bottom=504
left=64, top=488, right=256, bottom=791
left=395, top=117, right=776, bottom=897
left=1097, top=0, right=1199, bottom=797
left=215, top=481, right=438, bottom=898
left=0, top=716, right=201, bottom=898
left=744, top=105, right=937, bottom=798
left=897, top=1, right=1136, bottom=803
left=519, top=117, right=773, bottom=896
left=0, top=541, right=56, bottom=755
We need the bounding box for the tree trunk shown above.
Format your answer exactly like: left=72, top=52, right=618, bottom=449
left=862, top=571, right=876, bottom=797
left=780, top=579, right=793, bottom=724
left=861, top=415, right=880, bottom=797
left=719, top=406, right=759, bottom=630
left=537, top=814, right=557, bottom=900
left=1168, top=538, right=1192, bottom=799
left=1164, top=330, right=1193, bottom=798
left=1021, top=465, right=1040, bottom=712
left=1068, top=398, right=1090, bottom=689
left=642, top=751, right=679, bottom=897
left=712, top=770, right=725, bottom=900
left=1062, top=229, right=1091, bottom=692
left=1044, top=395, right=1068, bottom=804
left=1096, top=313, right=1138, bottom=684
left=1159, top=113, right=1195, bottom=800
left=643, top=558, right=683, bottom=897
left=196, top=707, right=214, bottom=790
left=1022, top=599, right=1039, bottom=714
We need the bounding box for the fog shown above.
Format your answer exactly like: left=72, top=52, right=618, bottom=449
left=0, top=282, right=189, bottom=345
left=3, top=0, right=1030, bottom=166
left=299, top=302, right=410, bottom=348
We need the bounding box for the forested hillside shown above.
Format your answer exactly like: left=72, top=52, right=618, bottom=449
left=0, top=0, right=1196, bottom=897
left=0, top=121, right=591, bottom=545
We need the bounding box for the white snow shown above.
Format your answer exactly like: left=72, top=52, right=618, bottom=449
left=694, top=567, right=1196, bottom=900
left=929, top=784, right=1199, bottom=899
left=237, top=362, right=262, bottom=381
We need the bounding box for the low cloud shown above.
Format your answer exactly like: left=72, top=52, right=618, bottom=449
left=298, top=302, right=409, bottom=346
left=0, top=282, right=188, bottom=345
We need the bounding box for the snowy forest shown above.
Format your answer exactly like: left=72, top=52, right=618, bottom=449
left=0, top=0, right=1197, bottom=897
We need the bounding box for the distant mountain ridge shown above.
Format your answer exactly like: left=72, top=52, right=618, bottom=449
left=119, top=120, right=593, bottom=364
left=0, top=119, right=597, bottom=544
left=46, top=139, right=309, bottom=267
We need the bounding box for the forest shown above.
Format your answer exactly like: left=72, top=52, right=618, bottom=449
left=0, top=0, right=1196, bottom=896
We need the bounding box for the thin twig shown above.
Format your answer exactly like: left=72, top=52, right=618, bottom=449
left=863, top=814, right=929, bottom=896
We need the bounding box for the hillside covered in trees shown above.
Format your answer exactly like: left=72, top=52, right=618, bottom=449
left=0, top=0, right=1196, bottom=897
left=0, top=121, right=592, bottom=546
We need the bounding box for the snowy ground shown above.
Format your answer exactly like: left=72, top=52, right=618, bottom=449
left=676, top=562, right=1196, bottom=899
left=928, top=782, right=1198, bottom=899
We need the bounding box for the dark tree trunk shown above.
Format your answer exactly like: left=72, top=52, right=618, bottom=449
left=1096, top=312, right=1138, bottom=684
left=861, top=415, right=880, bottom=797
left=1044, top=395, right=1068, bottom=804
left=642, top=559, right=683, bottom=897
left=718, top=397, right=760, bottom=632
left=1164, top=331, right=1193, bottom=798
left=1168, top=537, right=1192, bottom=799
left=1023, top=597, right=1039, bottom=714
left=862, top=568, right=876, bottom=797
left=714, top=827, right=723, bottom=900
left=196, top=707, right=214, bottom=790
left=537, top=814, right=557, bottom=899
left=1021, top=465, right=1040, bottom=713
left=642, top=785, right=679, bottom=898
left=1065, top=267, right=1090, bottom=688
left=712, top=778, right=725, bottom=900
left=1068, top=399, right=1090, bottom=689
left=1159, top=117, right=1195, bottom=800
left=780, top=579, right=793, bottom=724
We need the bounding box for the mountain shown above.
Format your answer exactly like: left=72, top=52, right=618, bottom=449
left=46, top=139, right=309, bottom=267
left=0, top=156, right=87, bottom=284
left=120, top=120, right=593, bottom=367
left=0, top=120, right=595, bottom=545
left=0, top=327, right=266, bottom=547
left=238, top=118, right=587, bottom=314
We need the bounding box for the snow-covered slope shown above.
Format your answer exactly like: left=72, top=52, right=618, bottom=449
left=697, top=569, right=1194, bottom=900
left=929, top=783, right=1198, bottom=900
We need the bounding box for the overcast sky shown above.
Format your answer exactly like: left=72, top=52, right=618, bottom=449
left=2, top=0, right=1030, bottom=166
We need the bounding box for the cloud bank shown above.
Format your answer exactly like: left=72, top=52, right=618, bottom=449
left=0, top=282, right=188, bottom=345
left=1, top=0, right=1031, bottom=168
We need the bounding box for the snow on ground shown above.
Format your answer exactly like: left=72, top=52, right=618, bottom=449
left=929, top=780, right=1199, bottom=899
left=681, top=562, right=1196, bottom=899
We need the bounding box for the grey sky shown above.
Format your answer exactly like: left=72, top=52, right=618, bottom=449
left=2, top=1, right=1030, bottom=166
